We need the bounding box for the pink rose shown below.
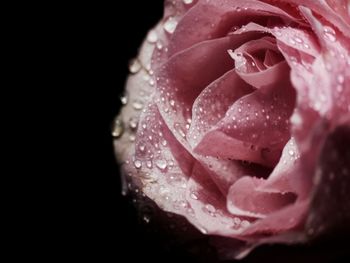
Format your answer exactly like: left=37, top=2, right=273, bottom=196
left=113, top=0, right=350, bottom=259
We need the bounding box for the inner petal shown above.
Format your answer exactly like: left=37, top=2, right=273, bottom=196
left=227, top=176, right=297, bottom=218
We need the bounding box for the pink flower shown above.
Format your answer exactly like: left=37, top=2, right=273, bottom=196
left=114, top=0, right=350, bottom=258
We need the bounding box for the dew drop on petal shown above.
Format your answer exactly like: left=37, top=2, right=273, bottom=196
left=199, top=226, right=208, bottom=234
left=183, top=0, right=193, bottom=4
left=337, top=74, right=345, bottom=84
left=155, top=159, right=167, bottom=170
left=139, top=144, right=146, bottom=152
left=294, top=37, right=303, bottom=43
left=190, top=192, right=199, bottom=200
left=112, top=118, right=124, bottom=138
left=146, top=160, right=153, bottom=169
left=120, top=94, right=128, bottom=105
left=143, top=215, right=151, bottom=223
left=205, top=204, right=216, bottom=213
left=149, top=78, right=155, bottom=86
left=163, top=17, right=178, bottom=34
left=156, top=41, right=163, bottom=50
left=129, top=59, right=141, bottom=74
left=134, top=159, right=142, bottom=169
left=132, top=100, right=144, bottom=110
left=147, top=30, right=158, bottom=43
left=129, top=117, right=138, bottom=130
left=323, top=26, right=336, bottom=42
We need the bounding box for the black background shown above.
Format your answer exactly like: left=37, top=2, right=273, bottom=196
left=83, top=1, right=349, bottom=262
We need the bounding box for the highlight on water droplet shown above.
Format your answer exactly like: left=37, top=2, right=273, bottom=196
left=129, top=59, right=141, bottom=73
left=132, top=100, right=144, bottom=110
left=155, top=159, right=167, bottom=170
left=134, top=159, right=142, bottom=169
left=112, top=118, right=124, bottom=138
left=147, top=30, right=158, bottom=43
left=129, top=117, right=138, bottom=130
left=337, top=74, right=345, bottom=84
left=190, top=192, right=199, bottom=200
left=323, top=26, right=336, bottom=42
left=120, top=93, right=128, bottom=105
left=163, top=17, right=178, bottom=34
left=146, top=160, right=153, bottom=169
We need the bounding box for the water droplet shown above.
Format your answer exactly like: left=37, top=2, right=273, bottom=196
left=288, top=150, right=295, bottom=156
left=275, top=30, right=282, bottom=36
left=139, top=144, right=146, bottom=152
left=132, top=100, right=144, bottom=110
left=289, top=38, right=296, bottom=45
left=112, top=118, right=124, bottom=138
left=129, top=117, right=138, bottom=130
left=183, top=0, right=193, bottom=4
left=199, top=226, right=208, bottom=234
left=142, top=123, right=147, bottom=129
left=336, top=85, right=343, bottom=93
left=156, top=41, right=163, bottom=50
left=129, top=59, right=141, bottom=73
left=236, top=7, right=241, bottom=12
left=147, top=30, right=158, bottom=43
left=155, top=159, right=167, bottom=170
left=337, top=74, right=345, bottom=84
left=175, top=123, right=186, bottom=138
left=190, top=192, right=199, bottom=200
left=205, top=204, right=216, bottom=214
left=294, top=37, right=303, bottom=43
left=291, top=113, right=302, bottom=126
left=129, top=134, right=136, bottom=142
left=149, top=78, right=155, bottom=86
left=120, top=94, right=128, bottom=105
left=169, top=100, right=175, bottom=107
left=161, top=140, right=167, bottom=146
left=163, top=17, right=178, bottom=34
left=143, top=215, right=150, bottom=223
left=323, top=26, right=336, bottom=42
left=179, top=201, right=188, bottom=209
left=146, top=160, right=153, bottom=169
left=233, top=217, right=241, bottom=225
left=134, top=160, right=142, bottom=169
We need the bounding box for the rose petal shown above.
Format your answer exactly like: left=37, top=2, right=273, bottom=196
left=227, top=176, right=297, bottom=218
left=185, top=162, right=254, bottom=237
left=188, top=69, right=254, bottom=148
left=156, top=33, right=260, bottom=149
left=166, top=0, right=303, bottom=57
left=276, top=0, right=350, bottom=38
left=194, top=69, right=296, bottom=166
